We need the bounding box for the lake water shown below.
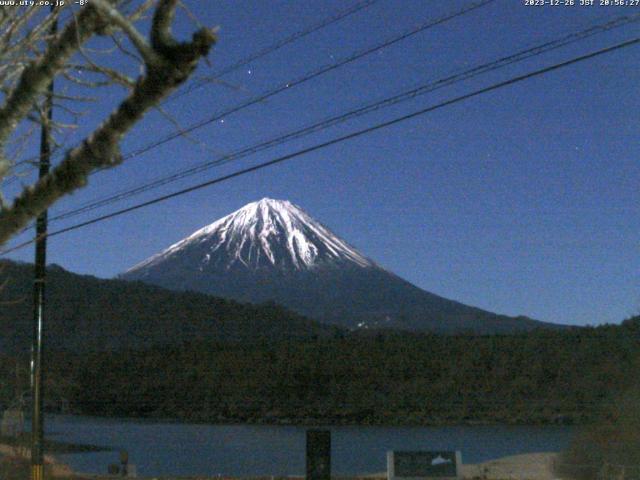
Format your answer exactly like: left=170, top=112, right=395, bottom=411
left=46, top=415, right=576, bottom=477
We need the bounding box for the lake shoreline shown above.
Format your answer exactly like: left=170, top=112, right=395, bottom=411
left=0, top=442, right=75, bottom=478
left=365, top=452, right=559, bottom=480
left=52, top=410, right=578, bottom=428
left=39, top=452, right=560, bottom=480
left=40, top=415, right=575, bottom=478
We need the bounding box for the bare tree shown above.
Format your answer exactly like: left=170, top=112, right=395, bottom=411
left=0, top=0, right=216, bottom=246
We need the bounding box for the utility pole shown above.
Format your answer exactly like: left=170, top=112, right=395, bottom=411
left=31, top=7, right=57, bottom=480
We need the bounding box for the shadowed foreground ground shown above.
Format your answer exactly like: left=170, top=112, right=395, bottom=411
left=364, top=453, right=558, bottom=480
left=1, top=451, right=558, bottom=480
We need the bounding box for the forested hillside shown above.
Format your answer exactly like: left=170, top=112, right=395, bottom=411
left=0, top=260, right=341, bottom=352
left=3, top=318, right=636, bottom=426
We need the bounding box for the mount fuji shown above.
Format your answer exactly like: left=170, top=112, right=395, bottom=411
left=121, top=198, right=554, bottom=334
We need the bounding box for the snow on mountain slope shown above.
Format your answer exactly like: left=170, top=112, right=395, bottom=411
left=126, top=198, right=375, bottom=275
left=122, top=198, right=557, bottom=334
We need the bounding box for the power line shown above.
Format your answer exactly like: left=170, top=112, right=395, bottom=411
left=2, top=36, right=637, bottom=256
left=167, top=0, right=380, bottom=103
left=1, top=0, right=379, bottom=179
left=112, top=0, right=496, bottom=163
left=8, top=0, right=495, bottom=220
left=3, top=0, right=497, bottom=240
left=47, top=12, right=640, bottom=224
left=8, top=0, right=494, bottom=178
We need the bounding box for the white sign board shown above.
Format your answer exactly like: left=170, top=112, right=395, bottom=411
left=387, top=451, right=461, bottom=480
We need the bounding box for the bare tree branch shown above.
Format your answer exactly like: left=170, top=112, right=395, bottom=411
left=92, top=0, right=159, bottom=65
left=0, top=0, right=216, bottom=245
left=0, top=5, right=107, bottom=177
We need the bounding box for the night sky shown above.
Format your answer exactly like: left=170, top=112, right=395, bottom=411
left=2, top=0, right=639, bottom=326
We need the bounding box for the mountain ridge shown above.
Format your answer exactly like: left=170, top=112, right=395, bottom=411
left=0, top=259, right=340, bottom=353
left=122, top=198, right=560, bottom=334
left=125, top=198, right=376, bottom=274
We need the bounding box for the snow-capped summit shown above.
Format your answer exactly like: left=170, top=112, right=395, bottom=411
left=122, top=198, right=555, bottom=334
left=126, top=198, right=374, bottom=275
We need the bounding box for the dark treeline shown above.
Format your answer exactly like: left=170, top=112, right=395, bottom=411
left=3, top=317, right=637, bottom=426
left=0, top=260, right=340, bottom=353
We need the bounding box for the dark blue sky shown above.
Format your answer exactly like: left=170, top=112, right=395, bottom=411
left=3, top=0, right=639, bottom=326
